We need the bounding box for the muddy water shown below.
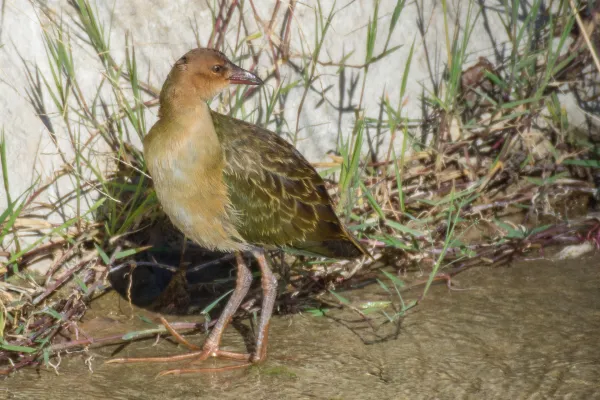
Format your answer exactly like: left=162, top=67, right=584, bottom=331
left=3, top=255, right=600, bottom=399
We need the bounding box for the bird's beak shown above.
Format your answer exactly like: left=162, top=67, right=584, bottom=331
left=228, top=65, right=263, bottom=85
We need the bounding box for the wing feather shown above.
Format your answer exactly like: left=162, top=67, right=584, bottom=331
left=212, top=111, right=368, bottom=258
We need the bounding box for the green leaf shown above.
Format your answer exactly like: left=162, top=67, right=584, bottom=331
left=494, top=218, right=525, bottom=239
left=399, top=39, right=415, bottom=101
left=328, top=289, right=350, bottom=305
left=74, top=274, right=88, bottom=294
left=113, top=248, right=144, bottom=260
left=525, top=172, right=569, bottom=186
left=366, top=1, right=379, bottom=62
left=381, top=270, right=405, bottom=288
left=138, top=315, right=154, bottom=325
left=359, top=181, right=385, bottom=220
left=0, top=342, right=37, bottom=353
left=94, top=244, right=110, bottom=264
left=389, top=0, right=406, bottom=34
left=377, top=234, right=413, bottom=250
left=563, top=159, right=600, bottom=168
left=524, top=176, right=545, bottom=186
left=305, top=308, right=327, bottom=317
left=376, top=278, right=391, bottom=294
left=385, top=220, right=425, bottom=238
left=528, top=224, right=553, bottom=237
left=244, top=31, right=263, bottom=42
left=201, top=289, right=233, bottom=315
left=42, top=308, right=63, bottom=321
left=43, top=348, right=50, bottom=366
left=400, top=299, right=418, bottom=313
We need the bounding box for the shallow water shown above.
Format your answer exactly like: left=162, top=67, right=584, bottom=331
left=3, top=255, right=600, bottom=400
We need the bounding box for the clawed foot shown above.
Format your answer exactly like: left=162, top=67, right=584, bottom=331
left=105, top=317, right=257, bottom=376
left=156, top=347, right=253, bottom=376
left=106, top=248, right=275, bottom=377
left=106, top=346, right=254, bottom=376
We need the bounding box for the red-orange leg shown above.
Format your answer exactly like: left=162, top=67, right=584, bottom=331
left=250, top=248, right=278, bottom=362
left=107, top=251, right=253, bottom=371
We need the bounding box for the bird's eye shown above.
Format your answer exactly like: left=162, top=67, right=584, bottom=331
left=211, top=65, right=223, bottom=74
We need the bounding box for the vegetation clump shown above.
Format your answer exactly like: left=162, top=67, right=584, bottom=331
left=1, top=0, right=599, bottom=375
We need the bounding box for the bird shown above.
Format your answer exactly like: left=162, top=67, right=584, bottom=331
left=108, top=48, right=369, bottom=375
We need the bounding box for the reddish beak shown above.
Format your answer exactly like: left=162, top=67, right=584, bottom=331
left=228, top=65, right=263, bottom=85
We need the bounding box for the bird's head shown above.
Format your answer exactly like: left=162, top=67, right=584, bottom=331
left=159, top=48, right=263, bottom=113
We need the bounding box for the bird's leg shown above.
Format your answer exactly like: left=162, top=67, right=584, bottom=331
left=250, top=248, right=278, bottom=363
left=192, top=251, right=253, bottom=359
left=156, top=249, right=277, bottom=375
left=107, top=251, right=253, bottom=372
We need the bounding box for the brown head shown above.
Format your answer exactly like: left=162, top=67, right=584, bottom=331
left=159, top=48, right=263, bottom=116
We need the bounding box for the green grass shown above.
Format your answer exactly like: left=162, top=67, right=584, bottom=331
left=1, top=0, right=599, bottom=374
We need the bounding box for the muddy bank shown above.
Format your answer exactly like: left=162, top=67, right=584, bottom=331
left=4, top=255, right=600, bottom=400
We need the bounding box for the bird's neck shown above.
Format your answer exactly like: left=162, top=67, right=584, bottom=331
left=163, top=100, right=213, bottom=134
left=159, top=82, right=211, bottom=118
left=152, top=99, right=223, bottom=172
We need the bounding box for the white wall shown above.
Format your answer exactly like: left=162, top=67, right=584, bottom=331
left=0, top=0, right=590, bottom=210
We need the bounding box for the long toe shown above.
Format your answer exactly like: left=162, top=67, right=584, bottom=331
left=158, top=362, right=253, bottom=377
left=106, top=350, right=207, bottom=364
left=202, top=349, right=252, bottom=362
left=157, top=348, right=252, bottom=376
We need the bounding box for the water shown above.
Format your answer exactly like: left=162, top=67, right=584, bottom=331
left=3, top=255, right=599, bottom=399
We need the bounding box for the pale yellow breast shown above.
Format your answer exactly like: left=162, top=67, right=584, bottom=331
left=144, top=108, right=245, bottom=252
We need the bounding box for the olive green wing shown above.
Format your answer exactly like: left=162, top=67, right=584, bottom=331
left=211, top=112, right=367, bottom=258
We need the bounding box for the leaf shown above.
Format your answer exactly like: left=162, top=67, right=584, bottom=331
left=73, top=274, right=88, bottom=294
left=377, top=234, right=413, bottom=250
left=244, top=31, right=263, bottom=42
left=121, top=328, right=165, bottom=341
left=43, top=348, right=50, bottom=366
left=358, top=301, right=391, bottom=310
left=359, top=181, right=385, bottom=220
left=400, top=300, right=418, bottom=312
left=381, top=270, right=405, bottom=288
left=376, top=278, right=391, bottom=294
left=201, top=289, right=233, bottom=315
left=385, top=220, right=426, bottom=238
left=0, top=342, right=37, bottom=353
left=493, top=218, right=524, bottom=239
left=138, top=315, right=154, bottom=325
left=113, top=246, right=150, bottom=260
left=563, top=159, right=600, bottom=168
left=305, top=308, right=327, bottom=317
left=328, top=289, right=350, bottom=305
left=42, top=308, right=63, bottom=321
left=524, top=176, right=545, bottom=186
left=389, top=0, right=406, bottom=34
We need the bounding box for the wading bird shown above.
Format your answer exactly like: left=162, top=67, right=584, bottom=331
left=108, top=48, right=368, bottom=375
